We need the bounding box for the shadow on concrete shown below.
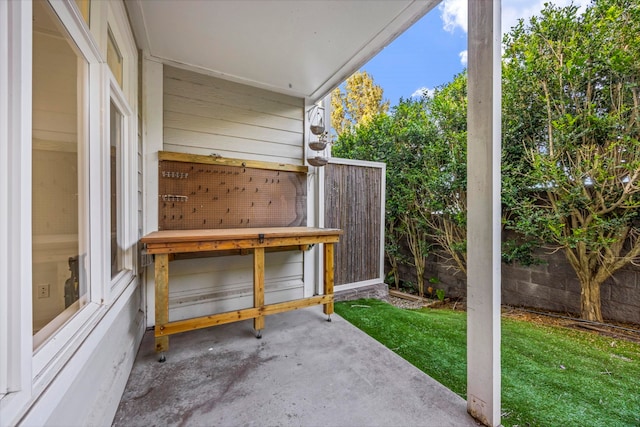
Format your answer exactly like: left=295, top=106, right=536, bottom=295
left=113, top=306, right=478, bottom=426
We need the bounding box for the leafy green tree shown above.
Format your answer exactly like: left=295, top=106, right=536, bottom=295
left=331, top=71, right=390, bottom=136
left=419, top=72, right=468, bottom=275
left=390, top=100, right=437, bottom=296
left=503, top=0, right=640, bottom=321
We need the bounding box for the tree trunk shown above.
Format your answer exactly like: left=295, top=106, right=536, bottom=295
left=580, top=279, right=603, bottom=322
left=415, top=261, right=425, bottom=298
left=565, top=248, right=605, bottom=322
left=402, top=215, right=428, bottom=298
left=387, top=257, right=399, bottom=290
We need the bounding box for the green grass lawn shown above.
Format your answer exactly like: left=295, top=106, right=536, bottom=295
left=335, top=299, right=640, bottom=427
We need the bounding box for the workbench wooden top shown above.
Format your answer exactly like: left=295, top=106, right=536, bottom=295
left=141, top=226, right=343, bottom=244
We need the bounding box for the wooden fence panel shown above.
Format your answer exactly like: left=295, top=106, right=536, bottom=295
left=324, top=159, right=384, bottom=286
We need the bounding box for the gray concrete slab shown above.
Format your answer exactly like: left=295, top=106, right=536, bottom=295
left=113, top=306, right=479, bottom=427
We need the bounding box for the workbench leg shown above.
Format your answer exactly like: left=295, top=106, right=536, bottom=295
left=253, top=247, right=265, bottom=337
left=155, top=253, right=170, bottom=360
left=323, top=243, right=335, bottom=321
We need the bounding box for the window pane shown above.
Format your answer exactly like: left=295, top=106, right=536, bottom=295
left=107, top=27, right=123, bottom=87
left=74, top=0, right=90, bottom=26
left=32, top=1, right=88, bottom=346
left=110, top=101, right=123, bottom=278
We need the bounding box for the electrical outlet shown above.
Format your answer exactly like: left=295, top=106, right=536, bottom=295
left=37, top=284, right=50, bottom=299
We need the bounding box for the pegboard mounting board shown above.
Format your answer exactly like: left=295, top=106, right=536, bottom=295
left=158, top=151, right=307, bottom=230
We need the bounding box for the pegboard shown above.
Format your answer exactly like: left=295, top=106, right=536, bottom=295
left=158, top=152, right=307, bottom=230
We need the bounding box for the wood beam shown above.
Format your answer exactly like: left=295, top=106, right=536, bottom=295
left=158, top=150, right=308, bottom=174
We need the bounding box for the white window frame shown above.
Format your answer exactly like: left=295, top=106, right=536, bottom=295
left=104, top=0, right=138, bottom=302
left=0, top=0, right=7, bottom=399
left=0, top=1, right=33, bottom=418
left=106, top=75, right=136, bottom=301
left=31, top=0, right=105, bottom=387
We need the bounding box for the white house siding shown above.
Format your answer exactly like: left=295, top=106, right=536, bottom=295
left=164, top=65, right=304, bottom=163
left=162, top=65, right=306, bottom=321
left=19, top=283, right=145, bottom=426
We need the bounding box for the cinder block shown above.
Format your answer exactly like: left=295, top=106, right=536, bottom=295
left=335, top=283, right=389, bottom=302
left=502, top=265, right=532, bottom=282
left=501, top=278, right=517, bottom=293
left=530, top=271, right=578, bottom=291
left=604, top=270, right=637, bottom=289
left=602, top=301, right=640, bottom=324
left=609, top=284, right=640, bottom=306
left=525, top=260, right=549, bottom=273
left=516, top=280, right=551, bottom=300
left=544, top=289, right=580, bottom=312
left=502, top=289, right=527, bottom=307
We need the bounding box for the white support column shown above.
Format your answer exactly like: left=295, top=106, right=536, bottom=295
left=142, top=55, right=163, bottom=326
left=303, top=100, right=316, bottom=298
left=466, top=1, right=501, bottom=426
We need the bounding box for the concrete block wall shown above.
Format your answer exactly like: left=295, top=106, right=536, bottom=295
left=501, top=252, right=583, bottom=315
left=501, top=249, right=640, bottom=324
left=335, top=283, right=389, bottom=302
left=600, top=266, right=639, bottom=323
left=392, top=245, right=640, bottom=324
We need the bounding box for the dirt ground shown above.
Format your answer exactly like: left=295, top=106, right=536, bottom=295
left=387, top=295, right=640, bottom=344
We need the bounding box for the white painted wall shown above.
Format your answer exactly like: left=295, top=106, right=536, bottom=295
left=164, top=65, right=305, bottom=164
left=18, top=283, right=144, bottom=427
left=148, top=65, right=308, bottom=323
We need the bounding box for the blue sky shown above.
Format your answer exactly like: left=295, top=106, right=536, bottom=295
left=360, top=0, right=591, bottom=106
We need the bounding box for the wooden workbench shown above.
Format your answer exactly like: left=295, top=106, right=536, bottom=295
left=141, top=227, right=342, bottom=360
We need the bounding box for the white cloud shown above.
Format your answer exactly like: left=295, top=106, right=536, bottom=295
left=459, top=50, right=467, bottom=66
left=411, top=87, right=434, bottom=98
left=440, top=0, right=467, bottom=33
left=439, top=0, right=592, bottom=35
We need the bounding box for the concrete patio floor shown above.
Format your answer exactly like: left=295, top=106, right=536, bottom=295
left=113, top=305, right=479, bottom=427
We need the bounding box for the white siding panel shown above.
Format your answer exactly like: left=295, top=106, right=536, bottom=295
left=164, top=111, right=300, bottom=146
left=162, top=65, right=307, bottom=318
left=163, top=66, right=304, bottom=164
left=164, top=93, right=302, bottom=134
left=164, top=79, right=302, bottom=122
left=163, top=128, right=302, bottom=163
left=169, top=287, right=304, bottom=322
left=20, top=282, right=145, bottom=427
left=167, top=251, right=304, bottom=322
left=165, top=65, right=301, bottom=109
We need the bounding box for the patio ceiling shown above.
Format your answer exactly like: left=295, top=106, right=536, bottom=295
left=125, top=0, right=439, bottom=103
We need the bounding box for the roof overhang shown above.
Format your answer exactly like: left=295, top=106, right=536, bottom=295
left=125, top=0, right=439, bottom=103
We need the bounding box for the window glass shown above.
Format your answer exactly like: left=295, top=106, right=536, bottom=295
left=32, top=1, right=89, bottom=347
left=110, top=101, right=123, bottom=277
left=107, top=27, right=123, bottom=87
left=74, top=0, right=90, bottom=26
